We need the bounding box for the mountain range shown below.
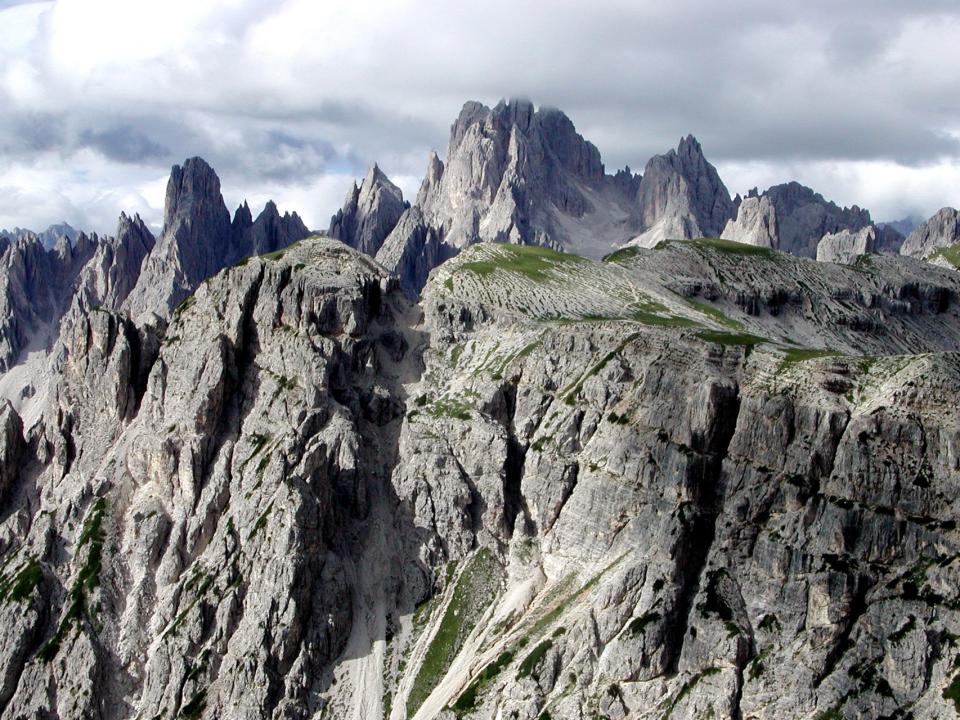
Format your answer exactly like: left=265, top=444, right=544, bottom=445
left=1, top=99, right=960, bottom=720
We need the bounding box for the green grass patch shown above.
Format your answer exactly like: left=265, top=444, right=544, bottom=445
left=780, top=347, right=838, bottom=365
left=407, top=549, right=502, bottom=716
left=259, top=247, right=289, bottom=261
left=0, top=556, right=42, bottom=604
left=944, top=673, right=960, bottom=711
left=661, top=667, right=721, bottom=719
left=663, top=237, right=778, bottom=258
left=931, top=243, right=960, bottom=269
left=449, top=650, right=515, bottom=715
left=39, top=498, right=107, bottom=662
left=628, top=610, right=661, bottom=636
left=173, top=295, right=196, bottom=318
left=427, top=397, right=473, bottom=421
left=563, top=333, right=641, bottom=403
left=602, top=246, right=642, bottom=264
left=487, top=339, right=542, bottom=379
left=696, top=330, right=767, bottom=347
left=180, top=689, right=207, bottom=719
left=247, top=501, right=274, bottom=540
left=459, top=244, right=586, bottom=283
left=682, top=297, right=745, bottom=331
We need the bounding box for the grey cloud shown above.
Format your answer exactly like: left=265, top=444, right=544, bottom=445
left=1, top=0, right=960, bottom=233
left=79, top=126, right=171, bottom=163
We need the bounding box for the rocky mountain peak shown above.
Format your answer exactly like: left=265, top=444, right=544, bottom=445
left=375, top=99, right=641, bottom=294
left=232, top=200, right=254, bottom=230
left=901, top=206, right=960, bottom=258
left=162, top=157, right=226, bottom=230
left=630, top=134, right=735, bottom=246
left=125, top=158, right=304, bottom=317
left=329, top=164, right=406, bottom=256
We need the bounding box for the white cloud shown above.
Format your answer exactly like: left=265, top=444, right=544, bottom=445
left=1, top=0, right=959, bottom=235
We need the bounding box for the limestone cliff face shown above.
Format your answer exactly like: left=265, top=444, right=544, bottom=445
left=126, top=158, right=310, bottom=319
left=721, top=194, right=778, bottom=249
left=630, top=135, right=735, bottom=247
left=901, top=207, right=960, bottom=259
left=330, top=165, right=407, bottom=256
left=1, top=236, right=960, bottom=719
left=375, top=99, right=644, bottom=294
left=767, top=182, right=873, bottom=258
left=0, top=231, right=102, bottom=372
left=721, top=184, right=875, bottom=261
left=816, top=224, right=903, bottom=264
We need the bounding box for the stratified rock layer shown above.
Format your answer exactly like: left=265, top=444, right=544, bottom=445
left=2, top=236, right=960, bottom=719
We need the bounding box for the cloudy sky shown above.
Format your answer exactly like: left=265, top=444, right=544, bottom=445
left=1, top=0, right=959, bottom=235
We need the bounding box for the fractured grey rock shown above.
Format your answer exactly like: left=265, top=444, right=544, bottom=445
left=377, top=99, right=643, bottom=294
left=631, top=134, right=735, bottom=247
left=816, top=224, right=903, bottom=264
left=762, top=182, right=872, bottom=258
left=329, top=165, right=407, bottom=256
left=721, top=194, right=778, bottom=248
left=901, top=207, right=960, bottom=259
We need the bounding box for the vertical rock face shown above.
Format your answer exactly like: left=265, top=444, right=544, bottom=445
left=71, top=213, right=157, bottom=312
left=375, top=99, right=643, bottom=295
left=0, top=400, right=23, bottom=503
left=329, top=165, right=407, bottom=256
left=721, top=193, right=778, bottom=248
left=721, top=183, right=873, bottom=258
left=762, top=182, right=872, bottom=257
left=631, top=135, right=735, bottom=247
left=2, top=235, right=960, bottom=718
left=901, top=207, right=960, bottom=258
left=816, top=224, right=904, bottom=264
left=125, top=158, right=232, bottom=316
left=0, top=232, right=101, bottom=372
left=231, top=200, right=310, bottom=258
left=374, top=206, right=453, bottom=298
left=125, top=159, right=308, bottom=318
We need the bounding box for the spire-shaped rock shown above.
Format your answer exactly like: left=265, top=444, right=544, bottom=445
left=125, top=157, right=232, bottom=316
left=238, top=200, right=309, bottom=257
left=630, top=134, right=735, bottom=247
left=376, top=98, right=641, bottom=295
left=329, top=164, right=406, bottom=256
left=123, top=158, right=310, bottom=317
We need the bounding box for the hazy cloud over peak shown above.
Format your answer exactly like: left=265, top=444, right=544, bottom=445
left=1, top=0, right=959, bottom=234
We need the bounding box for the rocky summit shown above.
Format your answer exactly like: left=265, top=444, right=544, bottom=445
left=1, top=99, right=960, bottom=720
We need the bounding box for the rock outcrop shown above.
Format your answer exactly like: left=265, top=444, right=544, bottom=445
left=721, top=184, right=873, bottom=258
left=375, top=99, right=644, bottom=294
left=630, top=135, right=735, bottom=247
left=901, top=207, right=960, bottom=259
left=329, top=165, right=407, bottom=256
left=126, top=159, right=309, bottom=318
left=720, top=194, right=778, bottom=248
left=124, top=158, right=233, bottom=316
left=0, top=400, right=23, bottom=504
left=2, top=234, right=960, bottom=718
left=816, top=224, right=904, bottom=264
left=763, top=182, right=872, bottom=258
left=0, top=231, right=101, bottom=372
left=231, top=199, right=310, bottom=259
